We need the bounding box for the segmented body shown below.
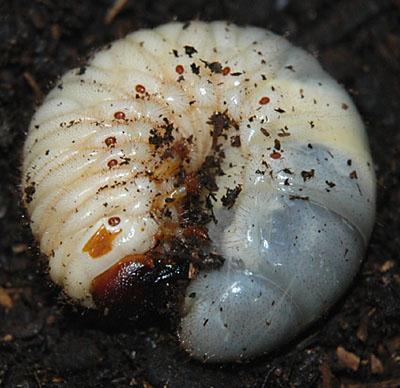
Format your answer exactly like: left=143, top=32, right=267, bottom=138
left=22, top=21, right=375, bottom=362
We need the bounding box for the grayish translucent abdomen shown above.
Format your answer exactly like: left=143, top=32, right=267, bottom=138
left=180, top=137, right=375, bottom=362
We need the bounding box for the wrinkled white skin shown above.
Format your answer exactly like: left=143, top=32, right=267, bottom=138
left=22, top=21, right=376, bottom=362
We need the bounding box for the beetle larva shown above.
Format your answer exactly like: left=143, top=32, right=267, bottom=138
left=22, top=21, right=376, bottom=362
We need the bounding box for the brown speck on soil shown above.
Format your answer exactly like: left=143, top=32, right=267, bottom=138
left=1, top=0, right=399, bottom=387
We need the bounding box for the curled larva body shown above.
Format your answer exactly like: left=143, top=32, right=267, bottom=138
left=22, top=21, right=375, bottom=362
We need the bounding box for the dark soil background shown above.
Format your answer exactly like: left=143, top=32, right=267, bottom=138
left=0, top=0, right=399, bottom=387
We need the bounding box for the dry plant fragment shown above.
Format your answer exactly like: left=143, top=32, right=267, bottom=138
left=336, top=346, right=361, bottom=371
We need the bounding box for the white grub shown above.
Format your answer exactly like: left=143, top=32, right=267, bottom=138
left=22, top=21, right=376, bottom=362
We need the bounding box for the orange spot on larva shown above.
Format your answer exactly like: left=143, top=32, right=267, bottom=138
left=83, top=225, right=121, bottom=258
left=107, top=159, right=118, bottom=169
left=175, top=65, right=184, bottom=74
left=259, top=96, right=270, bottom=105
left=270, top=151, right=281, bottom=159
left=135, top=84, right=146, bottom=93
left=222, top=66, right=230, bottom=76
left=114, top=111, right=125, bottom=120
left=108, top=216, right=121, bottom=226
left=105, top=136, right=116, bottom=147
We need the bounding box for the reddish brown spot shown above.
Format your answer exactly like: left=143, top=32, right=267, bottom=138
left=135, top=84, right=146, bottom=94
left=108, top=216, right=121, bottom=226
left=342, top=103, right=349, bottom=110
left=175, top=64, right=184, bottom=74
left=222, top=66, right=230, bottom=76
left=259, top=96, right=270, bottom=105
left=107, top=159, right=118, bottom=169
left=184, top=173, right=201, bottom=195
left=105, top=136, right=116, bottom=147
left=114, top=111, right=125, bottom=120
left=270, top=151, right=281, bottom=159
left=83, top=225, right=121, bottom=258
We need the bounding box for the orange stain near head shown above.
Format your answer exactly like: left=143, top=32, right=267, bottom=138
left=83, top=225, right=121, bottom=258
